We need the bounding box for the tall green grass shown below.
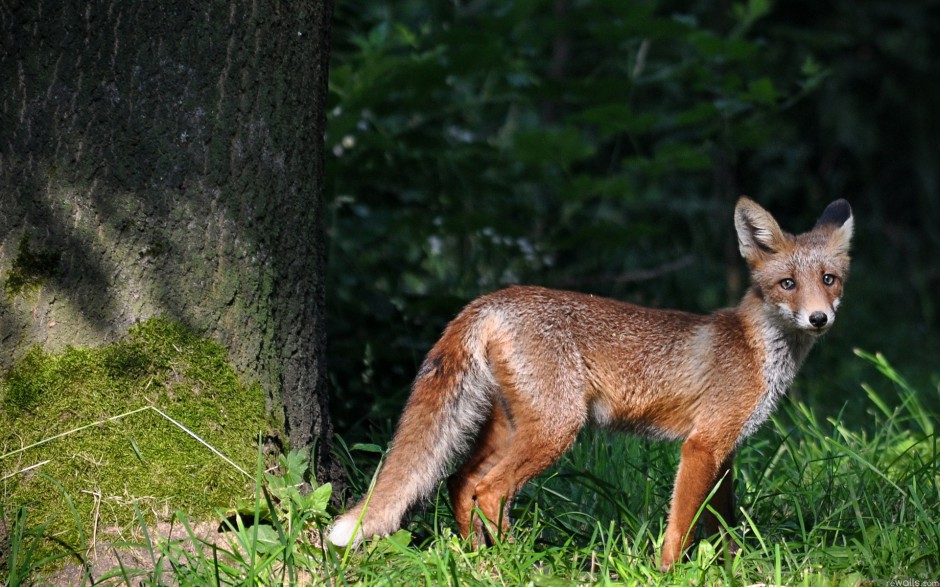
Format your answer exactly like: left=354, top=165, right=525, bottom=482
left=2, top=350, right=937, bottom=585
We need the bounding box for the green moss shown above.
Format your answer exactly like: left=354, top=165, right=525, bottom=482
left=3, top=235, right=61, bottom=297
left=0, top=317, right=275, bottom=557
left=1, top=347, right=52, bottom=413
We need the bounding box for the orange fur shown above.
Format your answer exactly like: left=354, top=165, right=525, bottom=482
left=329, top=197, right=854, bottom=571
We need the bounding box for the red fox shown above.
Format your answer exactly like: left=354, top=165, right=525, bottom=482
left=330, top=197, right=853, bottom=570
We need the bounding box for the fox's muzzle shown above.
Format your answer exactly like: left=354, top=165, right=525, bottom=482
left=808, top=311, right=828, bottom=329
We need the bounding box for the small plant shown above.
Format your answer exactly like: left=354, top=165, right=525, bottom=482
left=0, top=476, right=91, bottom=586
left=219, top=449, right=334, bottom=584
left=1, top=506, right=60, bottom=587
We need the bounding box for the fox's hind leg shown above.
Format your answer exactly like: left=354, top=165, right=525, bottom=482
left=469, top=407, right=582, bottom=543
left=467, top=340, right=586, bottom=544
left=447, top=402, right=513, bottom=545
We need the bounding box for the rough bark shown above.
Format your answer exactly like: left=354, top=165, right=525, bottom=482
left=0, top=1, right=339, bottom=484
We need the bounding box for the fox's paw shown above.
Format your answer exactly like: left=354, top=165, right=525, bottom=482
left=328, top=514, right=365, bottom=548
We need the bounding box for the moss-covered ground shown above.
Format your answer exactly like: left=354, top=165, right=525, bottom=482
left=0, top=317, right=272, bottom=559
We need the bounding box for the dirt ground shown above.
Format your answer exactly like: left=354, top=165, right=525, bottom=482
left=36, top=521, right=222, bottom=586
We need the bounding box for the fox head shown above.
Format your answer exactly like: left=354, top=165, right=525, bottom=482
left=734, top=197, right=853, bottom=336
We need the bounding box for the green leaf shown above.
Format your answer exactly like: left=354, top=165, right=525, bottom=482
left=349, top=443, right=385, bottom=454
left=799, top=55, right=830, bottom=91
left=252, top=524, right=282, bottom=554
left=673, top=102, right=719, bottom=128
left=747, top=77, right=778, bottom=106
left=731, top=0, right=772, bottom=37
left=305, top=483, right=332, bottom=513
left=281, top=450, right=309, bottom=480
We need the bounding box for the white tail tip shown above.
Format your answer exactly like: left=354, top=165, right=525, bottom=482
left=328, top=515, right=365, bottom=548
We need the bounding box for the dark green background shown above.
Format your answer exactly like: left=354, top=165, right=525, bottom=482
left=325, top=0, right=940, bottom=442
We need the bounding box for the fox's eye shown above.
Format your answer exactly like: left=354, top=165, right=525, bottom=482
left=780, top=278, right=796, bottom=291
left=822, top=273, right=836, bottom=286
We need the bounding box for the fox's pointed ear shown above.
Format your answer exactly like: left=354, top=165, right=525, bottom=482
left=814, top=199, right=852, bottom=229
left=815, top=199, right=853, bottom=254
left=734, top=197, right=789, bottom=263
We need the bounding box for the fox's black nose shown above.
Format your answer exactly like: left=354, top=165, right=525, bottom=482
left=809, top=312, right=828, bottom=328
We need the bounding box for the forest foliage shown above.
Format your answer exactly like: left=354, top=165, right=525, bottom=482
left=325, top=0, right=940, bottom=440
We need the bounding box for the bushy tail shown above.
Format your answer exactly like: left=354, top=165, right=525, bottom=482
left=329, top=311, right=492, bottom=547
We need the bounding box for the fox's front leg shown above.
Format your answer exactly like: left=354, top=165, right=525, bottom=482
left=661, top=435, right=733, bottom=571
left=700, top=452, right=740, bottom=559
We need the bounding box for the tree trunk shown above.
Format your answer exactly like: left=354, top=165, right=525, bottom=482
left=0, top=1, right=340, bottom=485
